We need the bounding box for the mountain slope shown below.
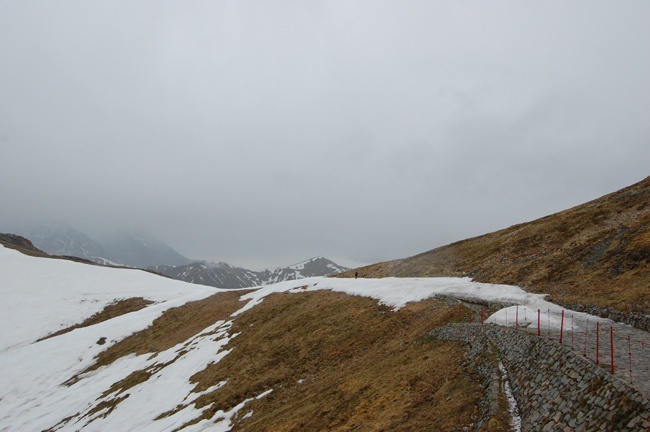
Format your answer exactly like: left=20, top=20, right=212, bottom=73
left=0, top=245, right=216, bottom=355
left=0, top=245, right=520, bottom=431
left=149, top=261, right=263, bottom=289
left=3, top=243, right=648, bottom=430
left=150, top=257, right=349, bottom=289
left=2, top=220, right=114, bottom=264
left=0, top=233, right=44, bottom=255
left=99, top=230, right=192, bottom=268
left=341, top=176, right=650, bottom=314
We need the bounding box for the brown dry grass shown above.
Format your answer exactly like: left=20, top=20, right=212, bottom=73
left=340, top=177, right=650, bottom=313
left=83, top=290, right=252, bottom=373
left=38, top=297, right=154, bottom=342
left=67, top=289, right=503, bottom=431
left=60, top=290, right=253, bottom=418
left=182, top=290, right=486, bottom=431
left=0, top=234, right=49, bottom=257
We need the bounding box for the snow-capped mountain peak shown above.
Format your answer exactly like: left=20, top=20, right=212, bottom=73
left=150, top=257, right=350, bottom=289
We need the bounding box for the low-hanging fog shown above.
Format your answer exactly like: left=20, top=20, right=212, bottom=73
left=1, top=1, right=648, bottom=269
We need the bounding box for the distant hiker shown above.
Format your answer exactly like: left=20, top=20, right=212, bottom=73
left=354, top=271, right=358, bottom=279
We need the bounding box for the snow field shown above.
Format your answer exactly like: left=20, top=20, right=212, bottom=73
left=0, top=246, right=217, bottom=353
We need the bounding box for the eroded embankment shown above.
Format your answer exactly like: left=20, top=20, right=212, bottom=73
left=430, top=323, right=650, bottom=431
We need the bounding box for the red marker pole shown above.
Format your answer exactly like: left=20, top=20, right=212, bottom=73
left=571, top=315, right=574, bottom=350
left=610, top=326, right=615, bottom=374
left=537, top=309, right=541, bottom=336
left=583, top=320, right=589, bottom=357
left=469, top=308, right=473, bottom=324
left=596, top=322, right=600, bottom=366
left=559, top=310, right=565, bottom=343
left=481, top=306, right=485, bottom=326
left=515, top=305, right=519, bottom=330
left=628, top=335, right=633, bottom=383
left=524, top=307, right=527, bottom=327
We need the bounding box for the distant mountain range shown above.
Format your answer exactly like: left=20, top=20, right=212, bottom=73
left=0, top=220, right=349, bottom=288
left=149, top=257, right=350, bottom=289
left=1, top=220, right=190, bottom=268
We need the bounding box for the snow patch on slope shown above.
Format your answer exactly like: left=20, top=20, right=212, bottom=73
left=0, top=245, right=216, bottom=354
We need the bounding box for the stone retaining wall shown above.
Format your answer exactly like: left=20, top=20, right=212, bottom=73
left=430, top=323, right=650, bottom=431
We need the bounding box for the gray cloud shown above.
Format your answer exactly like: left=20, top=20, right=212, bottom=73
left=1, top=1, right=649, bottom=269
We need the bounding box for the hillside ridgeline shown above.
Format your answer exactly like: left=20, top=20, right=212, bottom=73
left=339, top=177, right=650, bottom=314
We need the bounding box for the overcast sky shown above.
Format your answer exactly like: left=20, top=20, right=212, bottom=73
left=1, top=1, right=648, bottom=269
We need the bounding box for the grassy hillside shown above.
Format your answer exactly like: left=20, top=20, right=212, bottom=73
left=340, top=177, right=650, bottom=314
left=75, top=290, right=505, bottom=431
left=2, top=244, right=518, bottom=431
